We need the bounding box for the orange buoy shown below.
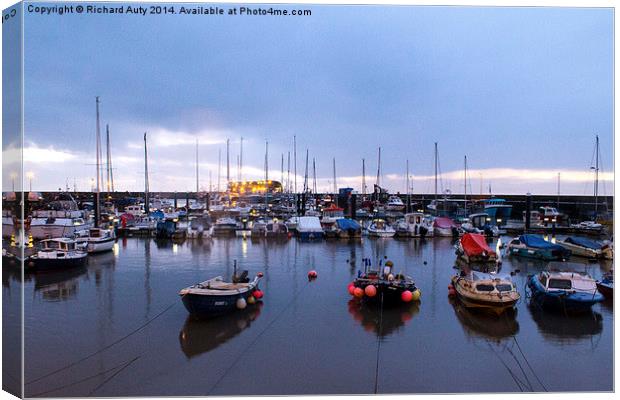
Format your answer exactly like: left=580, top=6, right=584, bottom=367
left=448, top=288, right=456, bottom=296
left=353, top=287, right=364, bottom=298
left=401, top=290, right=413, bottom=302
left=308, top=270, right=318, bottom=279
left=253, top=290, right=264, bottom=299
left=364, top=285, right=377, bottom=297
left=348, top=284, right=356, bottom=295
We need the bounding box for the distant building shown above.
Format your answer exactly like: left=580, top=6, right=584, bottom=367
left=228, top=180, right=283, bottom=195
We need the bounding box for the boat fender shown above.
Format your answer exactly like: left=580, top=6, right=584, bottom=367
left=247, top=296, right=256, bottom=304
left=448, top=287, right=456, bottom=297
left=308, top=270, right=318, bottom=280
left=401, top=290, right=413, bottom=302
left=353, top=287, right=364, bottom=298
left=236, top=298, right=247, bottom=310
left=365, top=285, right=377, bottom=297
left=252, top=290, right=264, bottom=299
left=348, top=283, right=356, bottom=295
left=411, top=289, right=421, bottom=301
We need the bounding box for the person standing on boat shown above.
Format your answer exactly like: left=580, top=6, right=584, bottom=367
left=383, top=260, right=394, bottom=278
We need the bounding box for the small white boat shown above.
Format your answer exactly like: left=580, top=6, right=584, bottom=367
left=367, top=219, right=396, bottom=238
left=28, top=238, right=88, bottom=271
left=385, top=195, right=405, bottom=212
left=395, top=212, right=433, bottom=238
left=75, top=227, right=115, bottom=253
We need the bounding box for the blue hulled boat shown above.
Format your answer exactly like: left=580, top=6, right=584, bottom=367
left=505, top=234, right=571, bottom=261
left=179, top=272, right=263, bottom=318
left=528, top=271, right=604, bottom=312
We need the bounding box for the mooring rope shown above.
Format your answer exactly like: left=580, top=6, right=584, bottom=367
left=26, top=301, right=177, bottom=385
left=207, top=280, right=312, bottom=395
left=373, top=292, right=385, bottom=394
left=29, top=356, right=141, bottom=397
left=87, top=355, right=141, bottom=396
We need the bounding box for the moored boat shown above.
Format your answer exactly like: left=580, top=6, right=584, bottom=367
left=557, top=236, right=613, bottom=260
left=27, top=238, right=88, bottom=271
left=450, top=271, right=519, bottom=315
left=596, top=273, right=613, bottom=299
left=367, top=219, right=395, bottom=238
left=348, top=259, right=420, bottom=306
left=433, top=216, right=459, bottom=237
left=385, top=195, right=405, bottom=212
left=75, top=227, right=115, bottom=253
left=505, top=234, right=571, bottom=261
left=527, top=270, right=604, bottom=312
left=455, top=233, right=499, bottom=265
left=395, top=212, right=433, bottom=238
left=296, top=216, right=324, bottom=240
left=179, top=269, right=263, bottom=318
left=335, top=218, right=362, bottom=239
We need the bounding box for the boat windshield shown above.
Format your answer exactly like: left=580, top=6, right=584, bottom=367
left=475, top=284, right=494, bottom=292
left=496, top=284, right=513, bottom=292
left=548, top=279, right=571, bottom=290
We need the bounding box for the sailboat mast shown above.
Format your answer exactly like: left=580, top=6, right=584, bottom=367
left=264, top=140, right=269, bottom=181
left=376, top=147, right=381, bottom=188
left=105, top=124, right=111, bottom=196
left=281, top=153, right=284, bottom=188
left=287, top=152, right=291, bottom=194
left=144, top=132, right=149, bottom=213
left=406, top=159, right=410, bottom=213
left=95, top=97, right=101, bottom=194
left=294, top=135, right=297, bottom=194
left=434, top=142, right=438, bottom=201
left=594, top=135, right=599, bottom=215
left=217, top=148, right=221, bottom=192
left=312, top=158, right=317, bottom=194
left=240, top=136, right=243, bottom=182
left=303, top=149, right=309, bottom=193
left=464, top=155, right=467, bottom=215
left=332, top=157, right=337, bottom=195
left=362, top=158, right=366, bottom=199
left=226, top=139, right=230, bottom=188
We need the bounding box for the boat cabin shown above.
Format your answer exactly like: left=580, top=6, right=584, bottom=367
left=40, top=238, right=79, bottom=252
left=537, top=271, right=597, bottom=293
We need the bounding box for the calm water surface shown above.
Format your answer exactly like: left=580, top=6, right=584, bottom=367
left=4, top=235, right=613, bottom=396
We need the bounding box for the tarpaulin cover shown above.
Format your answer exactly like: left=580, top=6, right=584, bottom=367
left=565, top=236, right=603, bottom=250
left=461, top=233, right=495, bottom=257
left=336, top=218, right=361, bottom=230
left=434, top=217, right=457, bottom=229
left=519, top=234, right=563, bottom=250
left=149, top=210, right=165, bottom=220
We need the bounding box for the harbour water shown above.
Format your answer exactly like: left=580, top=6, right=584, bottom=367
left=5, top=236, right=613, bottom=396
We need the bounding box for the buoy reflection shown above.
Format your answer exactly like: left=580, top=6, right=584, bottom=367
left=347, top=299, right=419, bottom=338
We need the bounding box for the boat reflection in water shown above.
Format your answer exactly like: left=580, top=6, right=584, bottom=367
left=528, top=304, right=603, bottom=346
left=33, top=266, right=88, bottom=302
left=179, top=303, right=263, bottom=359
left=449, top=297, right=519, bottom=342
left=347, top=299, right=419, bottom=337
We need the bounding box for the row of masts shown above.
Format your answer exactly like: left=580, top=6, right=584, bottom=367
left=94, top=98, right=606, bottom=218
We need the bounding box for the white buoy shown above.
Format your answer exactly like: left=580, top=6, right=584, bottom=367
left=236, top=297, right=247, bottom=310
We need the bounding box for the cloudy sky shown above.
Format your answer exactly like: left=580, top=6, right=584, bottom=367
left=4, top=4, right=614, bottom=195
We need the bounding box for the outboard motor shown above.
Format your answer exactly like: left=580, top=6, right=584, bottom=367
left=451, top=226, right=459, bottom=237
left=419, top=226, right=427, bottom=238
left=233, top=270, right=250, bottom=283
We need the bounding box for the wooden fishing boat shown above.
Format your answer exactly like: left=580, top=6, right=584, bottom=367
left=527, top=271, right=604, bottom=312
left=179, top=268, right=263, bottom=318
left=450, top=271, right=519, bottom=315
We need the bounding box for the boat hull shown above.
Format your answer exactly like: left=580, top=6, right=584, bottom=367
left=28, top=254, right=88, bottom=271
left=87, top=237, right=115, bottom=253
left=596, top=282, right=613, bottom=299
left=557, top=241, right=612, bottom=260
left=507, top=246, right=569, bottom=261
left=451, top=276, right=518, bottom=315
left=297, top=231, right=324, bottom=240
left=527, top=275, right=604, bottom=312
